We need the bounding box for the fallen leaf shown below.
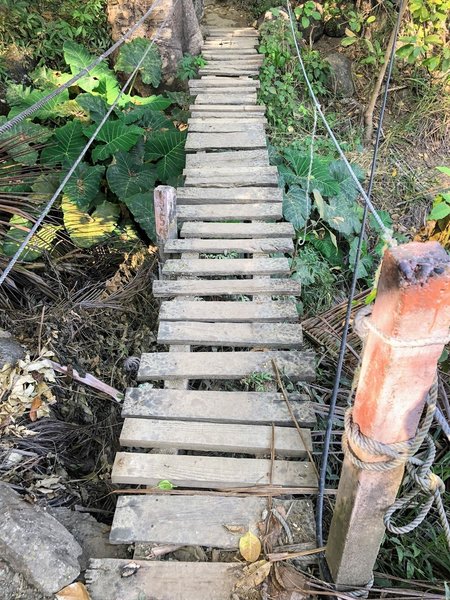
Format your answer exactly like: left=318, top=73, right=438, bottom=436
left=121, top=561, right=141, bottom=578
left=29, top=396, right=42, bottom=422
left=55, top=582, right=91, bottom=599
left=234, top=559, right=271, bottom=592
left=274, top=563, right=308, bottom=594
left=224, top=524, right=246, bottom=534
left=239, top=530, right=261, bottom=562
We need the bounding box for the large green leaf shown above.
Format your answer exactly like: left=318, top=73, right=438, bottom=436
left=65, top=163, right=105, bottom=211
left=145, top=130, right=187, bottom=181
left=115, top=38, right=162, bottom=87
left=6, top=85, right=70, bottom=121
left=122, top=106, right=175, bottom=131
left=0, top=117, right=52, bottom=166
left=124, top=192, right=156, bottom=240
left=122, top=95, right=172, bottom=112
left=30, top=174, right=61, bottom=204
left=282, top=148, right=340, bottom=197
left=107, top=152, right=156, bottom=200
left=328, top=159, right=365, bottom=203
left=84, top=121, right=144, bottom=162
left=283, top=185, right=310, bottom=229
left=3, top=216, right=61, bottom=261
left=323, top=196, right=361, bottom=236
left=76, top=94, right=109, bottom=123
left=349, top=237, right=374, bottom=280
left=62, top=196, right=119, bottom=248
left=92, top=72, right=121, bottom=104
left=41, top=120, right=86, bottom=166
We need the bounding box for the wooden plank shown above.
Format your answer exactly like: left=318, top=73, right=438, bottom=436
left=185, top=131, right=266, bottom=151
left=181, top=222, right=294, bottom=239
left=120, top=418, right=311, bottom=456
left=185, top=149, right=269, bottom=168
left=157, top=321, right=303, bottom=348
left=177, top=203, right=281, bottom=222
left=162, top=257, right=289, bottom=276
left=112, top=452, right=317, bottom=488
left=199, top=68, right=260, bottom=77
left=110, top=496, right=314, bottom=548
left=194, top=93, right=258, bottom=105
left=203, top=39, right=258, bottom=47
left=190, top=110, right=265, bottom=119
left=189, top=104, right=265, bottom=113
left=159, top=300, right=298, bottom=323
left=201, top=53, right=260, bottom=61
left=164, top=237, right=294, bottom=254
left=188, top=120, right=265, bottom=133
left=176, top=187, right=281, bottom=204
left=137, top=350, right=315, bottom=382
left=185, top=172, right=278, bottom=188
left=189, top=87, right=259, bottom=98
left=122, top=388, right=316, bottom=426
left=152, top=278, right=301, bottom=298
left=86, top=559, right=241, bottom=600
left=189, top=75, right=259, bottom=85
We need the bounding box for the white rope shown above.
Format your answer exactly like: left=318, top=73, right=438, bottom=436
left=0, top=0, right=179, bottom=288
left=285, top=0, right=395, bottom=247
left=0, top=0, right=166, bottom=135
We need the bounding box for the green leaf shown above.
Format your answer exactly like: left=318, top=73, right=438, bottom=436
left=282, top=148, right=340, bottom=197
left=301, top=16, right=310, bottom=29
left=124, top=192, right=156, bottom=239
left=423, top=56, right=441, bottom=71
left=145, top=130, right=187, bottom=181
left=76, top=94, right=109, bottom=123
left=65, top=163, right=105, bottom=211
left=84, top=121, right=144, bottom=162
left=6, top=85, right=70, bottom=121
left=328, top=159, right=365, bottom=203
left=63, top=40, right=110, bottom=81
left=115, top=38, right=162, bottom=87
left=94, top=72, right=121, bottom=104
left=424, top=34, right=441, bottom=44
left=107, top=152, right=156, bottom=200
left=30, top=174, right=61, bottom=204
left=428, top=201, right=450, bottom=221
left=349, top=237, right=374, bottom=280
left=323, top=196, right=361, bottom=235
left=41, top=121, right=86, bottom=166
left=341, top=37, right=358, bottom=47
left=62, top=196, right=119, bottom=248
left=283, top=185, right=310, bottom=229
left=396, top=44, right=415, bottom=59
left=0, top=117, right=52, bottom=166
left=121, top=105, right=175, bottom=130
left=3, top=216, right=60, bottom=261
left=157, top=479, right=175, bottom=490
left=366, top=15, right=376, bottom=24
left=437, top=166, right=450, bottom=176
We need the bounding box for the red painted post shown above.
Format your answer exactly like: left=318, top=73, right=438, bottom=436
left=154, top=185, right=177, bottom=262
left=326, top=241, right=450, bottom=587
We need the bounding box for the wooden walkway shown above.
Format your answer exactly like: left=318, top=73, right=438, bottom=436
left=87, top=26, right=317, bottom=599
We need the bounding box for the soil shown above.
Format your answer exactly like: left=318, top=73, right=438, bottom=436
left=203, top=0, right=252, bottom=28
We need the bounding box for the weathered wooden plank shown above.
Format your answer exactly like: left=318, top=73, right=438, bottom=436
left=153, top=278, right=301, bottom=298
left=201, top=53, right=260, bottom=62
left=177, top=202, right=281, bottom=222
left=194, top=93, right=258, bottom=105
left=164, top=237, right=294, bottom=254
left=207, top=27, right=259, bottom=35
left=188, top=120, right=265, bottom=133
left=181, top=222, right=294, bottom=239
left=190, top=110, right=265, bottom=119
left=112, top=452, right=317, bottom=488
left=122, top=388, right=316, bottom=426
left=185, top=172, right=278, bottom=188
left=110, top=496, right=314, bottom=548
left=159, top=300, right=298, bottom=323
left=176, top=186, right=281, bottom=204
left=120, top=418, right=311, bottom=456
left=185, top=149, right=269, bottom=168
left=189, top=103, right=265, bottom=113
left=185, top=131, right=266, bottom=151
left=189, top=75, right=260, bottom=85
left=157, top=321, right=303, bottom=348
left=189, top=87, right=259, bottom=98
left=137, top=350, right=315, bottom=382
left=199, top=67, right=260, bottom=77
left=86, top=559, right=241, bottom=600
left=162, top=257, right=289, bottom=276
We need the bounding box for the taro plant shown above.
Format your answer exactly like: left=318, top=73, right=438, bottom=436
left=176, top=54, right=207, bottom=81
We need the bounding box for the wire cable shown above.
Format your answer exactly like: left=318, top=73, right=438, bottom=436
left=0, top=0, right=179, bottom=288
left=313, top=1, right=405, bottom=575
left=285, top=0, right=394, bottom=246
left=0, top=0, right=165, bottom=135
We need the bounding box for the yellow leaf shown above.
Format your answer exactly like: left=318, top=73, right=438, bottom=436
left=55, top=582, right=91, bottom=600
left=239, top=530, right=261, bottom=562
left=234, top=559, right=271, bottom=591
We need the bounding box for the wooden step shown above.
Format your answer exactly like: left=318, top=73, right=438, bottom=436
left=176, top=186, right=281, bottom=204
left=189, top=74, right=259, bottom=88
left=162, top=257, right=288, bottom=276
left=120, top=418, right=311, bottom=456
left=185, top=149, right=269, bottom=169
left=190, top=110, right=265, bottom=119
left=152, top=278, right=301, bottom=298
left=207, top=27, right=259, bottom=35
left=199, top=67, right=260, bottom=76
left=110, top=496, right=314, bottom=547
left=184, top=166, right=278, bottom=188
left=188, top=120, right=266, bottom=133
left=189, top=104, right=265, bottom=113
left=86, top=559, right=242, bottom=600
left=137, top=350, right=315, bottom=381
left=159, top=300, right=298, bottom=322
left=157, top=321, right=303, bottom=348
left=194, top=93, right=258, bottom=105
left=190, top=87, right=259, bottom=98
left=203, top=39, right=258, bottom=48
left=122, top=388, right=315, bottom=426
left=112, top=452, right=317, bottom=488
left=185, top=130, right=266, bottom=151
left=163, top=237, right=294, bottom=254
left=177, top=203, right=282, bottom=222
left=181, top=222, right=294, bottom=239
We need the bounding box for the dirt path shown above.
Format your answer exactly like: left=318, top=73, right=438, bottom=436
left=202, top=0, right=252, bottom=28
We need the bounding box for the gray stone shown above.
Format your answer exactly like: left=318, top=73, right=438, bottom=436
left=325, top=52, right=355, bottom=97
left=0, top=560, right=48, bottom=600
left=49, top=508, right=129, bottom=571
left=0, top=484, right=82, bottom=596
left=0, top=330, right=25, bottom=369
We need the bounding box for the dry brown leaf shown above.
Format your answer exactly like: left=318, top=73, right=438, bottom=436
left=239, top=530, right=261, bottom=562
left=274, top=563, right=308, bottom=594
left=224, top=524, right=246, bottom=534
left=29, top=396, right=42, bottom=422
left=234, top=559, right=271, bottom=592
left=55, top=582, right=91, bottom=600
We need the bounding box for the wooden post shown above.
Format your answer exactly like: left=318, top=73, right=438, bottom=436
left=326, top=241, right=450, bottom=588
left=154, top=186, right=177, bottom=262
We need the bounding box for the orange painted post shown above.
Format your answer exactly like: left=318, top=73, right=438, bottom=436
left=326, top=241, right=450, bottom=588
left=154, top=185, right=177, bottom=263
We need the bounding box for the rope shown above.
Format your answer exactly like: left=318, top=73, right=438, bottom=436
left=285, top=0, right=394, bottom=247
left=0, top=0, right=165, bottom=135
left=0, top=0, right=179, bottom=288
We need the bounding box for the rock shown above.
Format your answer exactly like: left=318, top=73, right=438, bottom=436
left=324, top=15, right=348, bottom=37
left=172, top=545, right=208, bottom=562
left=0, top=330, right=25, bottom=369
left=263, top=6, right=289, bottom=22
left=0, top=484, right=82, bottom=596
left=48, top=507, right=129, bottom=571
left=107, top=0, right=203, bottom=89
left=0, top=560, right=48, bottom=600
left=325, top=52, right=355, bottom=97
